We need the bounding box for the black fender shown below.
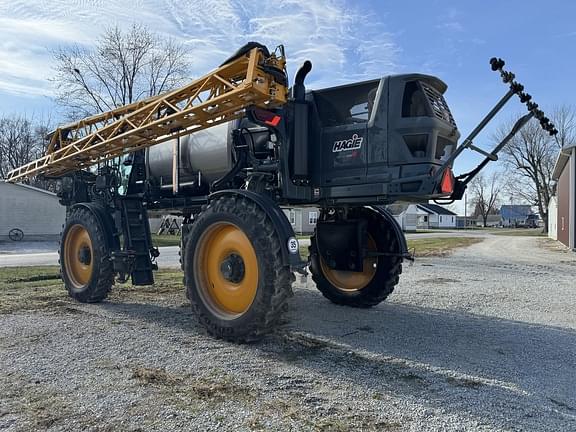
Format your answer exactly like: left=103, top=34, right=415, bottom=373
left=366, top=206, right=410, bottom=259
left=209, top=190, right=305, bottom=269
left=68, top=203, right=119, bottom=251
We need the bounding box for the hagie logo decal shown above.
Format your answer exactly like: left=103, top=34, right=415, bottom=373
left=332, top=134, right=363, bottom=153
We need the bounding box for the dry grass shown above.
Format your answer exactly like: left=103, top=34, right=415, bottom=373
left=407, top=237, right=483, bottom=257
left=0, top=235, right=482, bottom=314
left=132, top=367, right=179, bottom=385
left=0, top=372, right=73, bottom=430
left=491, top=228, right=544, bottom=237
left=539, top=238, right=574, bottom=254
left=0, top=267, right=184, bottom=314
left=0, top=266, right=65, bottom=314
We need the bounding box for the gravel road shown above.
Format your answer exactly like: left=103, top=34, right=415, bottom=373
left=0, top=243, right=181, bottom=268
left=0, top=235, right=575, bottom=431
left=0, top=230, right=487, bottom=268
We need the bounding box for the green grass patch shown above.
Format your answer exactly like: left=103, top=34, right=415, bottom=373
left=407, top=237, right=483, bottom=257
left=150, top=233, right=181, bottom=247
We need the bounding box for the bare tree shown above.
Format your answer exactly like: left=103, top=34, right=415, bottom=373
left=0, top=116, right=41, bottom=178
left=469, top=172, right=502, bottom=227
left=0, top=114, right=55, bottom=189
left=495, top=105, right=575, bottom=233
left=52, top=24, right=190, bottom=119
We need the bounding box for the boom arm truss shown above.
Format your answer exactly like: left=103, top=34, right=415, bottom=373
left=7, top=47, right=287, bottom=182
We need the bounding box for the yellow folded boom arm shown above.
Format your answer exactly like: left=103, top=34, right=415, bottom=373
left=7, top=47, right=287, bottom=182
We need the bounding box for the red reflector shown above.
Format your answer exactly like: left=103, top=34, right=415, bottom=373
left=440, top=168, right=455, bottom=194
left=253, top=108, right=281, bottom=127
left=265, top=115, right=281, bottom=127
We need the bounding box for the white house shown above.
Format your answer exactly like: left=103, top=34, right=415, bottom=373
left=385, top=204, right=417, bottom=231
left=282, top=207, right=319, bottom=235
left=0, top=181, right=66, bottom=241
left=415, top=203, right=457, bottom=229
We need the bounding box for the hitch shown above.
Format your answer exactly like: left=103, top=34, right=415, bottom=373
left=436, top=57, right=558, bottom=201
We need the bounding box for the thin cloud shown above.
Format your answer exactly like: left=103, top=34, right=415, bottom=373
left=0, top=0, right=400, bottom=99
left=436, top=21, right=464, bottom=32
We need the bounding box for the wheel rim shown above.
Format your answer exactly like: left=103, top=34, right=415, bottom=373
left=194, top=222, right=258, bottom=319
left=63, top=224, right=93, bottom=289
left=319, top=235, right=377, bottom=292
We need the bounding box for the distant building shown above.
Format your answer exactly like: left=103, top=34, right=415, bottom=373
left=284, top=203, right=457, bottom=234
left=474, top=214, right=501, bottom=228
left=455, top=216, right=476, bottom=229
left=283, top=207, right=319, bottom=235
left=0, top=181, right=65, bottom=241
left=386, top=204, right=417, bottom=231
left=415, top=203, right=457, bottom=229
left=551, top=142, right=575, bottom=250
left=387, top=203, right=457, bottom=230
left=500, top=205, right=538, bottom=228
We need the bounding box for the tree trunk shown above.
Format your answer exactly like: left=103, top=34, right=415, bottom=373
left=541, top=212, right=549, bottom=234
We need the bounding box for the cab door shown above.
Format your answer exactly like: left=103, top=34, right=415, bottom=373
left=312, top=80, right=379, bottom=187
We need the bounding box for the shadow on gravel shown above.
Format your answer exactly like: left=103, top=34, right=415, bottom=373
left=98, top=289, right=576, bottom=431
left=284, top=290, right=576, bottom=428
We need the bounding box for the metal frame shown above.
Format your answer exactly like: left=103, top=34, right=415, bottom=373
left=7, top=47, right=287, bottom=182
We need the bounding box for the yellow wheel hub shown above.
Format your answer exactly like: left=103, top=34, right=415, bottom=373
left=195, top=222, right=258, bottom=317
left=320, top=235, right=377, bottom=292
left=63, top=224, right=93, bottom=289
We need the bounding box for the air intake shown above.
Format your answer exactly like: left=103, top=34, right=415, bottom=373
left=421, top=82, right=457, bottom=127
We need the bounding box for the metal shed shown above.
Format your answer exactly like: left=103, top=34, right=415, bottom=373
left=552, top=142, right=575, bottom=250
left=0, top=181, right=65, bottom=241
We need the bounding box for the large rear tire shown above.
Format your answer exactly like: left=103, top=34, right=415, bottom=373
left=310, top=208, right=402, bottom=308
left=184, top=195, right=293, bottom=342
left=59, top=206, right=114, bottom=303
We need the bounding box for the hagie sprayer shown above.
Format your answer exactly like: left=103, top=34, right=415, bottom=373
left=7, top=43, right=557, bottom=342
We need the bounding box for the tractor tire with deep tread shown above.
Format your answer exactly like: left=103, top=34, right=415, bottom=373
left=59, top=206, right=114, bottom=303
left=183, top=195, right=293, bottom=343
left=309, top=208, right=402, bottom=308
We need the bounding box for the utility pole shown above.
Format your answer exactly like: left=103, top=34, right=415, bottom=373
left=464, top=192, right=467, bottom=230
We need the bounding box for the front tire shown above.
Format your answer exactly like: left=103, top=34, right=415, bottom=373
left=59, top=206, right=114, bottom=303
left=310, top=208, right=402, bottom=308
left=184, top=195, right=293, bottom=342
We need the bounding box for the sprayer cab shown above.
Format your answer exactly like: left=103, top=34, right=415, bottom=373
left=301, top=73, right=460, bottom=203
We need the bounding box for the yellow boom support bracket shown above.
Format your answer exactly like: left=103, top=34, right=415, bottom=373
left=7, top=47, right=287, bottom=182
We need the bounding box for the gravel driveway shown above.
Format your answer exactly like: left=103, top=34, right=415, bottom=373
left=0, top=235, right=575, bottom=431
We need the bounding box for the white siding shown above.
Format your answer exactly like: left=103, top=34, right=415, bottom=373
left=438, top=214, right=456, bottom=228
left=0, top=182, right=65, bottom=240
left=282, top=207, right=318, bottom=234
left=404, top=213, right=418, bottom=231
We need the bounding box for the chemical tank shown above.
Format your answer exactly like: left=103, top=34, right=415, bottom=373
left=146, top=122, right=233, bottom=192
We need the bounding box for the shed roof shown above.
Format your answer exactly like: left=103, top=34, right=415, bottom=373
left=385, top=204, right=409, bottom=216
left=552, top=146, right=574, bottom=180
left=417, top=203, right=457, bottom=216
left=0, top=181, right=57, bottom=197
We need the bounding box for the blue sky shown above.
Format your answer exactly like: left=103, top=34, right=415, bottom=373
left=0, top=0, right=574, bottom=182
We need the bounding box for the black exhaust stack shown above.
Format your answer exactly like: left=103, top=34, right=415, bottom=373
left=292, top=60, right=312, bottom=101
left=291, top=61, right=312, bottom=181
